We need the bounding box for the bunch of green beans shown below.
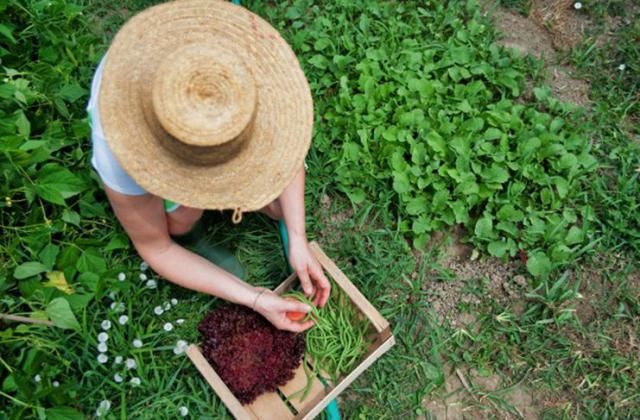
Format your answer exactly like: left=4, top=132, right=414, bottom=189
left=284, top=286, right=370, bottom=400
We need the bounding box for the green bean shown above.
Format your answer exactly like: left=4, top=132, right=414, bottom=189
left=284, top=283, right=371, bottom=395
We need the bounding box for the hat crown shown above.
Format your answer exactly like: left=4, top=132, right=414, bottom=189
left=151, top=42, right=256, bottom=148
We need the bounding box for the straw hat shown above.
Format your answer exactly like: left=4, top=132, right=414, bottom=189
left=99, top=0, right=313, bottom=221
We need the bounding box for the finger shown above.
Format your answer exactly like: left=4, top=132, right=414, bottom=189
left=297, top=267, right=315, bottom=296
left=282, top=319, right=314, bottom=333
left=284, top=300, right=312, bottom=314
left=310, top=265, right=331, bottom=307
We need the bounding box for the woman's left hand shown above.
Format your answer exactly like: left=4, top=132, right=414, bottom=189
left=288, top=239, right=331, bottom=307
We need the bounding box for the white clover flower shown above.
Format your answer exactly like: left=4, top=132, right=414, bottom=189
left=118, top=315, right=129, bottom=325
left=34, top=374, right=41, bottom=383
left=117, top=272, right=126, bottom=281
left=97, top=354, right=109, bottom=364
left=173, top=340, right=188, bottom=355
left=170, top=298, right=178, bottom=305
left=154, top=306, right=164, bottom=316
left=179, top=406, right=189, bottom=417
left=163, top=301, right=171, bottom=311
left=98, top=342, right=108, bottom=353
left=114, top=373, right=123, bottom=383
left=130, top=377, right=141, bottom=386
left=108, top=292, right=116, bottom=300
left=176, top=318, right=185, bottom=325
left=101, top=320, right=112, bottom=330
left=115, top=356, right=123, bottom=365
left=574, top=1, right=582, bottom=9
left=140, top=261, right=149, bottom=271
left=139, top=273, right=147, bottom=281
left=98, top=332, right=109, bottom=343
left=96, top=400, right=111, bottom=417
left=132, top=339, right=143, bottom=348
left=126, top=358, right=137, bottom=370
left=110, top=302, right=125, bottom=313
left=53, top=381, right=60, bottom=388
left=163, top=322, right=174, bottom=332
left=145, top=279, right=157, bottom=289
left=619, top=64, right=626, bottom=71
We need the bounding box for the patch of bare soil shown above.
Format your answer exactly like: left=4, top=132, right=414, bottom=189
left=490, top=7, right=556, bottom=60
left=421, top=228, right=527, bottom=327
left=316, top=193, right=353, bottom=245
left=421, top=366, right=550, bottom=419
left=530, top=0, right=590, bottom=51
left=487, top=4, right=592, bottom=108
left=547, top=65, right=591, bottom=107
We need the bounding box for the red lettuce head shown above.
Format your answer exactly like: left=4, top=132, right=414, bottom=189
left=198, top=304, right=305, bottom=404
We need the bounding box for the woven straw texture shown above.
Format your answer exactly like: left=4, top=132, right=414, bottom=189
left=99, top=0, right=313, bottom=213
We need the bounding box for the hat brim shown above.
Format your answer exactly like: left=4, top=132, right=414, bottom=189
left=99, top=0, right=313, bottom=212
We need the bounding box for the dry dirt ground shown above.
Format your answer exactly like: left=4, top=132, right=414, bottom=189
left=420, top=4, right=597, bottom=419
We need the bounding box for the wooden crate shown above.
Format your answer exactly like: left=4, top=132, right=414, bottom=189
left=186, top=241, right=395, bottom=419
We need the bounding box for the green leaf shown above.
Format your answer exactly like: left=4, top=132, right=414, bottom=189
left=566, top=226, right=583, bottom=245
left=14, top=262, right=48, bottom=279
left=483, top=128, right=502, bottom=140
left=62, top=209, right=81, bottom=227
left=458, top=180, right=479, bottom=195
left=45, top=407, right=85, bottom=420
left=105, top=234, right=130, bottom=251
left=15, top=110, right=30, bottom=139
left=35, top=164, right=86, bottom=205
left=308, top=54, right=329, bottom=69
left=461, top=117, right=484, bottom=132
left=450, top=46, right=472, bottom=64
left=412, top=216, right=430, bottom=235
left=450, top=200, right=469, bottom=224
left=426, top=131, right=446, bottom=155
left=0, top=24, right=16, bottom=44
left=65, top=293, right=94, bottom=312
left=346, top=188, right=366, bottom=204
left=77, top=272, right=100, bottom=292
left=497, top=204, right=524, bottom=222
left=406, top=196, right=428, bottom=215
left=488, top=240, right=508, bottom=258
left=39, top=244, right=60, bottom=270
left=76, top=249, right=107, bottom=274
left=550, top=118, right=564, bottom=133
left=285, top=6, right=301, bottom=19
left=482, top=164, right=509, bottom=184
left=558, top=153, right=578, bottom=170
left=58, top=84, right=87, bottom=103
left=554, top=177, right=569, bottom=198
left=45, top=297, right=81, bottom=331
left=457, top=100, right=472, bottom=113
left=393, top=172, right=411, bottom=194
left=474, top=216, right=494, bottom=240
left=526, top=251, right=552, bottom=277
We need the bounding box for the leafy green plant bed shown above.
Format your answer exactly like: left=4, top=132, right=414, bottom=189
left=254, top=0, right=598, bottom=276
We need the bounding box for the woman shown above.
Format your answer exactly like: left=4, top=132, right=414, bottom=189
left=87, top=0, right=330, bottom=332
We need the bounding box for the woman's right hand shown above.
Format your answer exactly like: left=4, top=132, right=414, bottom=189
left=252, top=288, right=314, bottom=333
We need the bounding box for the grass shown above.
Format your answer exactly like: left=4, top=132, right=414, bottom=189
left=1, top=0, right=639, bottom=418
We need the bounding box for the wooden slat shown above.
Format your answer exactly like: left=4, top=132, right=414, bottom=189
left=298, top=335, right=396, bottom=419
left=186, top=345, right=255, bottom=420
left=308, top=241, right=389, bottom=333
left=246, top=391, right=295, bottom=420
left=274, top=272, right=298, bottom=295
left=278, top=361, right=327, bottom=412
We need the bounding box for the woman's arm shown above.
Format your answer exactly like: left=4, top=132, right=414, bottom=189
left=278, top=166, right=331, bottom=306
left=103, top=185, right=313, bottom=332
